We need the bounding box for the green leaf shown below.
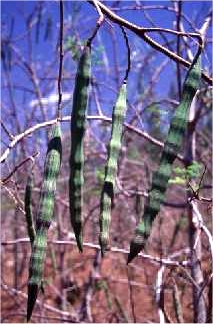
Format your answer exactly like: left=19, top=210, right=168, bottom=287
left=169, top=176, right=186, bottom=185
left=173, top=166, right=186, bottom=176
left=186, top=161, right=202, bottom=179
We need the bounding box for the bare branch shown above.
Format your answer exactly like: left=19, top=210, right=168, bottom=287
left=0, top=115, right=185, bottom=164
left=87, top=0, right=211, bottom=85
left=1, top=237, right=190, bottom=268
left=1, top=282, right=78, bottom=322
left=2, top=151, right=39, bottom=184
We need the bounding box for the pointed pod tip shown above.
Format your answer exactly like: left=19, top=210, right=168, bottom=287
left=78, top=246, right=83, bottom=253
left=100, top=246, right=106, bottom=258
left=76, top=237, right=83, bottom=253
left=127, top=240, right=144, bottom=264
left=99, top=235, right=109, bottom=258
left=27, top=283, right=39, bottom=322
left=127, top=253, right=134, bottom=265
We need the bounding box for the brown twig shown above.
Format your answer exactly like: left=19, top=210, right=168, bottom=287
left=79, top=250, right=101, bottom=322
left=174, top=1, right=182, bottom=100
left=2, top=152, right=39, bottom=184
left=1, top=185, right=25, bottom=215
left=172, top=278, right=184, bottom=323
left=1, top=120, right=14, bottom=140
left=9, top=43, right=47, bottom=124
left=1, top=282, right=78, bottom=322
left=0, top=115, right=185, bottom=164
left=127, top=267, right=137, bottom=322
left=120, top=26, right=131, bottom=82
left=87, top=0, right=211, bottom=85
left=1, top=237, right=190, bottom=268
left=57, top=0, right=64, bottom=120
left=86, top=0, right=104, bottom=46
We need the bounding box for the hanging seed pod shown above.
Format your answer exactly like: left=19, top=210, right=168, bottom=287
left=24, top=172, right=36, bottom=247
left=128, top=52, right=201, bottom=263
left=69, top=44, right=91, bottom=252
left=99, top=81, right=127, bottom=256
left=27, top=122, right=62, bottom=321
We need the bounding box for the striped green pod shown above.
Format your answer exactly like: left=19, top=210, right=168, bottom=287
left=24, top=173, right=36, bottom=247
left=128, top=53, right=201, bottom=263
left=69, top=44, right=91, bottom=252
left=27, top=122, right=62, bottom=322
left=99, top=81, right=127, bottom=256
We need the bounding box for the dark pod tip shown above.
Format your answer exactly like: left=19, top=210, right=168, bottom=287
left=27, top=283, right=39, bottom=322
left=99, top=236, right=110, bottom=258
left=100, top=245, right=106, bottom=258
left=127, top=240, right=144, bottom=264
left=72, top=225, right=83, bottom=252
left=76, top=236, right=83, bottom=253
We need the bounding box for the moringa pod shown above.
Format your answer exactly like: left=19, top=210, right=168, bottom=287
left=69, top=44, right=91, bottom=252
left=25, top=173, right=36, bottom=247
left=27, top=122, right=62, bottom=321
left=128, top=52, right=201, bottom=264
left=99, top=80, right=127, bottom=256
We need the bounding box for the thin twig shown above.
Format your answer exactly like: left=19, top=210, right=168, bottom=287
left=116, top=178, right=188, bottom=208
left=2, top=151, right=39, bottom=184
left=197, top=272, right=213, bottom=305
left=190, top=200, right=213, bottom=271
left=57, top=0, right=64, bottom=120
left=86, top=0, right=104, bottom=46
left=87, top=0, right=211, bottom=84
left=0, top=115, right=185, bottom=164
left=188, top=199, right=210, bottom=319
left=120, top=26, right=131, bottom=82
left=1, top=237, right=190, bottom=268
left=1, top=120, right=14, bottom=140
left=127, top=267, right=137, bottom=322
left=91, top=80, right=104, bottom=116
left=1, top=282, right=78, bottom=322
left=1, top=185, right=25, bottom=215
left=92, top=0, right=104, bottom=25
left=174, top=1, right=182, bottom=100
left=172, top=278, right=184, bottom=323
left=79, top=250, right=101, bottom=322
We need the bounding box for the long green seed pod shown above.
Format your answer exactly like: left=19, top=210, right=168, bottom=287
left=24, top=173, right=36, bottom=247
left=69, top=44, right=91, bottom=252
left=128, top=52, right=201, bottom=263
left=99, top=81, right=127, bottom=256
left=27, top=122, right=62, bottom=321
